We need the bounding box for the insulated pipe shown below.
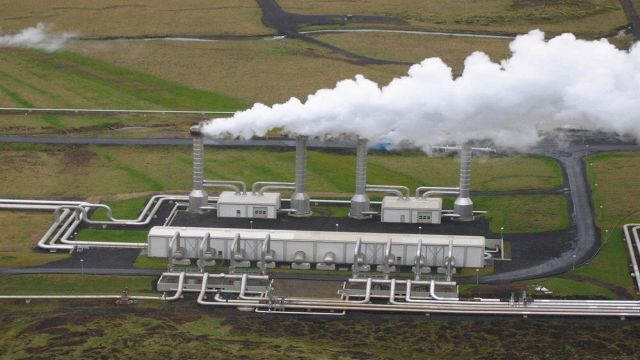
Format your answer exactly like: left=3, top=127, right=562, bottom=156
left=624, top=224, right=640, bottom=291
left=414, top=239, right=424, bottom=280
left=203, top=180, right=245, bottom=194
left=445, top=239, right=455, bottom=282
left=252, top=182, right=295, bottom=195
left=195, top=274, right=640, bottom=316
left=198, top=233, right=212, bottom=272
left=430, top=279, right=459, bottom=301
left=260, top=234, right=272, bottom=275
left=189, top=124, right=208, bottom=213
left=405, top=279, right=432, bottom=303
left=290, top=135, right=311, bottom=217
left=365, top=187, right=404, bottom=198
left=350, top=138, right=371, bottom=219
left=421, top=190, right=460, bottom=199
left=366, top=184, right=410, bottom=198
left=415, top=186, right=460, bottom=198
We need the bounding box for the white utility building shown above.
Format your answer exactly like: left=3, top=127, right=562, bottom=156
left=381, top=196, right=442, bottom=224
left=217, top=191, right=281, bottom=219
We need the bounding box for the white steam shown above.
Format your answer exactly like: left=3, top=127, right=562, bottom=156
left=203, top=30, right=640, bottom=150
left=0, top=23, right=77, bottom=52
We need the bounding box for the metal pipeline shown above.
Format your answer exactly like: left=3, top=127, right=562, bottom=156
left=203, top=180, right=247, bottom=195
left=189, top=124, right=208, bottom=213
left=421, top=190, right=460, bottom=199
left=251, top=181, right=295, bottom=195
left=624, top=224, right=640, bottom=291
left=366, top=184, right=410, bottom=199
left=416, top=186, right=460, bottom=198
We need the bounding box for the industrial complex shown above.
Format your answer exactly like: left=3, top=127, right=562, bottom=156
left=1, top=121, right=639, bottom=319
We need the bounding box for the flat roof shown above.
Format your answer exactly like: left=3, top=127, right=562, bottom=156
left=218, top=191, right=280, bottom=205
left=149, top=226, right=485, bottom=247
left=382, top=196, right=442, bottom=210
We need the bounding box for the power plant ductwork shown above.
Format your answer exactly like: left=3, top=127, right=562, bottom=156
left=350, top=138, right=370, bottom=219
left=290, top=135, right=311, bottom=217
left=189, top=124, right=208, bottom=213
left=453, top=145, right=473, bottom=221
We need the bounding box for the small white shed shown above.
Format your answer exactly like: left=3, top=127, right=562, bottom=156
left=217, top=191, right=281, bottom=219
left=381, top=196, right=442, bottom=224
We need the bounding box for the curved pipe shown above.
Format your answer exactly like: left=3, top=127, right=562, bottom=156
left=366, top=184, right=410, bottom=198
left=421, top=190, right=460, bottom=199
left=252, top=181, right=295, bottom=195
left=430, top=279, right=459, bottom=301
left=416, top=186, right=460, bottom=198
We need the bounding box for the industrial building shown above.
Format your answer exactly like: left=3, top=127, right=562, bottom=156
left=147, top=226, right=486, bottom=271
left=217, top=191, right=281, bottom=219
left=380, top=196, right=443, bottom=224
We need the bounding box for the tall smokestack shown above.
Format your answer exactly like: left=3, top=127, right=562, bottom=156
left=453, top=145, right=473, bottom=221
left=290, top=135, right=311, bottom=217
left=350, top=138, right=370, bottom=219
left=189, top=124, right=208, bottom=213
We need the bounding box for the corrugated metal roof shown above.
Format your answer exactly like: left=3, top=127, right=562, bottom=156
left=149, top=226, right=484, bottom=247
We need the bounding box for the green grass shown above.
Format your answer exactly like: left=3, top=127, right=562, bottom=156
left=134, top=255, right=168, bottom=270
left=0, top=145, right=563, bottom=198
left=75, top=229, right=148, bottom=243
left=0, top=275, right=156, bottom=295
left=0, top=252, right=70, bottom=268
left=521, top=277, right=616, bottom=299
left=0, top=49, right=246, bottom=111
left=570, top=152, right=640, bottom=289
left=475, top=195, right=569, bottom=233
left=89, top=197, right=150, bottom=221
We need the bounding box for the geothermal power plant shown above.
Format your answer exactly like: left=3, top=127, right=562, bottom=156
left=2, top=120, right=640, bottom=319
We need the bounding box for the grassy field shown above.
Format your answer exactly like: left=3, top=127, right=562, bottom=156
left=0, top=211, right=70, bottom=267
left=0, top=145, right=562, bottom=198
left=0, top=113, right=213, bottom=138
left=73, top=38, right=407, bottom=105
left=0, top=49, right=245, bottom=110
left=284, top=0, right=627, bottom=37
left=0, top=0, right=269, bottom=36
left=521, top=277, right=616, bottom=299
left=312, top=32, right=512, bottom=73
left=572, top=152, right=640, bottom=290
left=0, top=275, right=156, bottom=295
left=1, top=302, right=640, bottom=359
left=75, top=229, right=147, bottom=243
left=475, top=195, right=569, bottom=233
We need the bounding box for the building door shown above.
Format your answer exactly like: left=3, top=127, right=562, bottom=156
left=400, top=215, right=406, bottom=223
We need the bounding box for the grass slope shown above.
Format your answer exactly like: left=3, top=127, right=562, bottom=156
left=0, top=49, right=246, bottom=113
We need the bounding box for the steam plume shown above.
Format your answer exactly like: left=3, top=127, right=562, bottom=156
left=0, top=23, right=76, bottom=52
left=203, top=30, right=640, bottom=150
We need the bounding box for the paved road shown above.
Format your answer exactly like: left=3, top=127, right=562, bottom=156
left=620, top=0, right=640, bottom=39
left=480, top=142, right=640, bottom=283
